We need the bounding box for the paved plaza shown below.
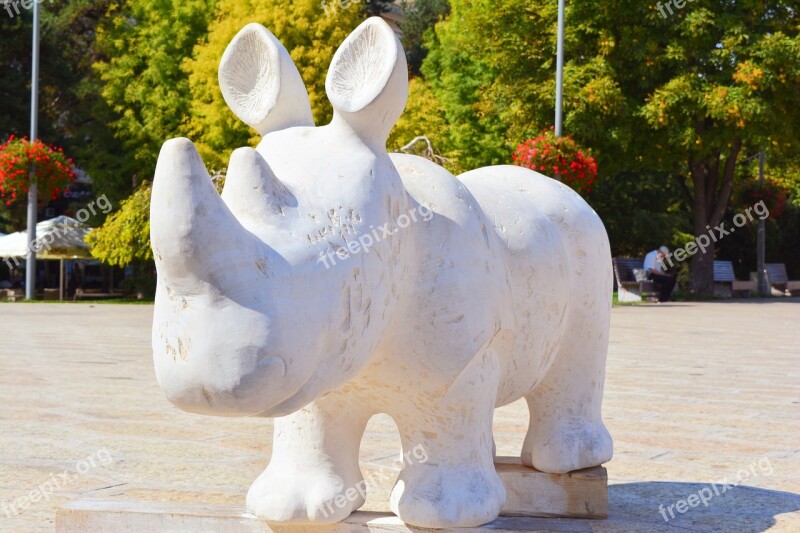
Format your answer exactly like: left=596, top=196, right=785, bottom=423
left=0, top=300, right=798, bottom=532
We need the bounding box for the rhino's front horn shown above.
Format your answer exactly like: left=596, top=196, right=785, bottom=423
left=151, top=138, right=262, bottom=292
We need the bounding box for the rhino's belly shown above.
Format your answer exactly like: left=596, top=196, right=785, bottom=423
left=491, top=231, right=571, bottom=407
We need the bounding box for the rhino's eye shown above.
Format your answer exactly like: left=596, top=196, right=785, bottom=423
left=257, top=354, right=287, bottom=378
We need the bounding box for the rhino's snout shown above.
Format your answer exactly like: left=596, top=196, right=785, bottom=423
left=160, top=350, right=293, bottom=417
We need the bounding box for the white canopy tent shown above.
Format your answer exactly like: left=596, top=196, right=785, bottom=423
left=0, top=216, right=92, bottom=300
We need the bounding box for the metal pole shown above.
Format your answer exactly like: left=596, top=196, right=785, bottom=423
left=25, top=1, right=40, bottom=300
left=554, top=0, right=565, bottom=138
left=553, top=0, right=566, bottom=182
left=757, top=151, right=767, bottom=296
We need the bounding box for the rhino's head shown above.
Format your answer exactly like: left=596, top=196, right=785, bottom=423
left=150, top=18, right=410, bottom=418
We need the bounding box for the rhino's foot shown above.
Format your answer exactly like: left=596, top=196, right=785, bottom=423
left=521, top=418, right=612, bottom=474
left=246, top=464, right=364, bottom=524
left=390, top=463, right=505, bottom=528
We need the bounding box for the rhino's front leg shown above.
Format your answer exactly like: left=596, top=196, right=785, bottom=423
left=389, top=352, right=506, bottom=528
left=247, top=394, right=372, bottom=524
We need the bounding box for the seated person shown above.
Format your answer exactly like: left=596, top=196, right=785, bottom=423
left=644, top=245, right=675, bottom=302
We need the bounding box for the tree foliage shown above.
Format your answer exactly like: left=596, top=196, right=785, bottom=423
left=93, top=0, right=218, bottom=176
left=363, top=0, right=396, bottom=17
left=400, top=0, right=450, bottom=75
left=388, top=77, right=448, bottom=150
left=0, top=1, right=136, bottom=203
left=419, top=0, right=800, bottom=293
left=420, top=0, right=564, bottom=169
left=85, top=181, right=153, bottom=266
left=588, top=0, right=800, bottom=292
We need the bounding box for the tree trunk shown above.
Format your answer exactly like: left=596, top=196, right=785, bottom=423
left=690, top=242, right=715, bottom=294
left=687, top=139, right=742, bottom=295
left=690, top=174, right=715, bottom=294
left=689, top=159, right=715, bottom=294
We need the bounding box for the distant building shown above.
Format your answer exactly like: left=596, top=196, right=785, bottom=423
left=44, top=168, right=93, bottom=220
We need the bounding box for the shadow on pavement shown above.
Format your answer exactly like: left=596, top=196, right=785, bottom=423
left=708, top=297, right=800, bottom=304
left=609, top=481, right=800, bottom=532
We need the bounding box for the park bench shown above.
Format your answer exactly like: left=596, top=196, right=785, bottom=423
left=612, top=258, right=659, bottom=302
left=41, top=288, right=60, bottom=301
left=766, top=263, right=800, bottom=296
left=0, top=289, right=22, bottom=302
left=73, top=288, right=125, bottom=301
left=713, top=260, right=756, bottom=297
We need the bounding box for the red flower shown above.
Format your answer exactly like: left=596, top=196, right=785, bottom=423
left=512, top=129, right=597, bottom=195
left=0, top=137, right=75, bottom=208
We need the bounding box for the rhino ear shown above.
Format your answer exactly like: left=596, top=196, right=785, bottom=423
left=219, top=23, right=314, bottom=136
left=325, top=17, right=408, bottom=146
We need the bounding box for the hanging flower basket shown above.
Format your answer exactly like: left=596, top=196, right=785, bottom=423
left=512, top=129, right=598, bottom=195
left=0, top=136, right=76, bottom=207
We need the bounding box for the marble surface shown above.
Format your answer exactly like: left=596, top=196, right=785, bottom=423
left=152, top=16, right=612, bottom=527
left=0, top=300, right=798, bottom=531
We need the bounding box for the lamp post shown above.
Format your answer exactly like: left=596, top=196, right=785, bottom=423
left=756, top=151, right=767, bottom=296
left=25, top=1, right=40, bottom=300
left=554, top=0, right=565, bottom=137
left=553, top=0, right=565, bottom=181
left=741, top=150, right=768, bottom=297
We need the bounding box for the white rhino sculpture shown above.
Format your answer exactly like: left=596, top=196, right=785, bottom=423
left=151, top=17, right=613, bottom=529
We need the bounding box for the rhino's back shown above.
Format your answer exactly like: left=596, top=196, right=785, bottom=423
left=457, top=164, right=611, bottom=298
left=457, top=164, right=609, bottom=267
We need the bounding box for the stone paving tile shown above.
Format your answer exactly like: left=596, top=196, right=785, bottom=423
left=0, top=300, right=798, bottom=532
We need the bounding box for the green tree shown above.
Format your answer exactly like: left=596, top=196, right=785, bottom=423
left=0, top=1, right=135, bottom=205
left=421, top=46, right=507, bottom=167
left=588, top=171, right=687, bottom=260
left=93, top=0, right=218, bottom=178
left=421, top=0, right=800, bottom=293
left=363, top=0, right=396, bottom=17
left=44, top=0, right=138, bottom=203
left=0, top=1, right=110, bottom=144
left=400, top=0, right=450, bottom=75
left=630, top=1, right=800, bottom=293
left=388, top=77, right=448, bottom=151
left=85, top=181, right=153, bottom=267
left=85, top=180, right=157, bottom=295
left=420, top=0, right=561, bottom=170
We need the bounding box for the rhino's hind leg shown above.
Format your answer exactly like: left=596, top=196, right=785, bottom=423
left=521, top=295, right=613, bottom=474
left=246, top=394, right=372, bottom=524
left=389, top=352, right=506, bottom=528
